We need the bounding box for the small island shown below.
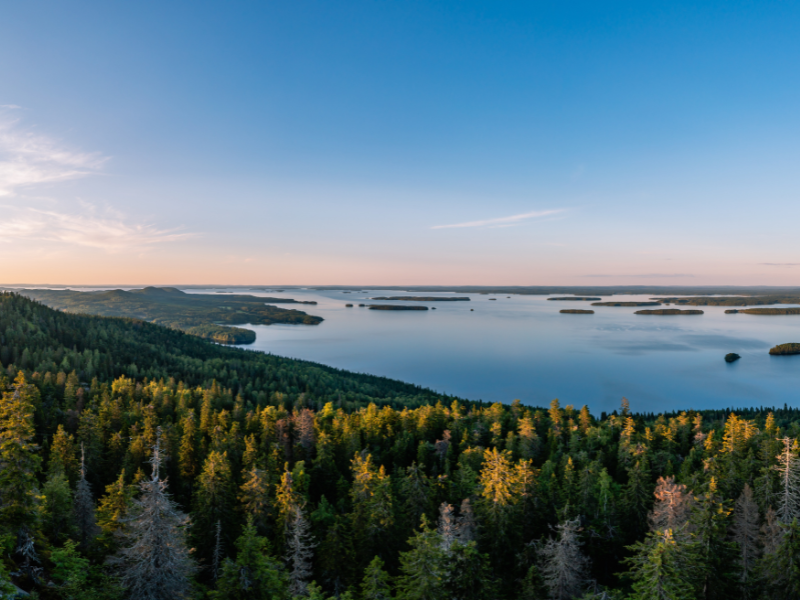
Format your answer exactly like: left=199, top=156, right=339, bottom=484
left=560, top=309, right=594, bottom=314
left=370, top=296, right=470, bottom=301
left=368, top=305, right=429, bottom=311
left=769, top=343, right=800, bottom=355
left=345, top=304, right=353, bottom=307
left=548, top=297, right=602, bottom=301
left=725, top=353, right=741, bottom=363
left=592, top=301, right=662, bottom=307
left=726, top=308, right=800, bottom=315
left=634, top=309, right=704, bottom=315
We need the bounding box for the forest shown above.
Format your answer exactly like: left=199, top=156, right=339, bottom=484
left=15, top=287, right=323, bottom=344
left=2, top=292, right=800, bottom=600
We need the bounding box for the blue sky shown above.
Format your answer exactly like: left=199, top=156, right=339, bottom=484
left=2, top=1, right=800, bottom=285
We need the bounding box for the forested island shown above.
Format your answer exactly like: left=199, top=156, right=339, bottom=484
left=16, top=287, right=323, bottom=344
left=655, top=295, right=800, bottom=306
left=726, top=308, right=800, bottom=315
left=559, top=309, right=594, bottom=314
left=634, top=309, right=704, bottom=315
left=370, top=297, right=470, bottom=302
left=368, top=305, right=429, bottom=311
left=769, top=343, right=800, bottom=355
left=4, top=292, right=800, bottom=599
left=591, top=302, right=662, bottom=307
left=548, top=297, right=602, bottom=301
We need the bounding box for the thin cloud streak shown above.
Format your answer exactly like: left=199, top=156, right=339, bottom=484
left=0, top=108, right=106, bottom=196
left=582, top=274, right=695, bottom=278
left=431, top=209, right=564, bottom=229
left=0, top=207, right=195, bottom=250
left=759, top=263, right=800, bottom=267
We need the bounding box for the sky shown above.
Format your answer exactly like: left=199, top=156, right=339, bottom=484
left=2, top=1, right=800, bottom=286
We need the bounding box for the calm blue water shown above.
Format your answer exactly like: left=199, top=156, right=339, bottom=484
left=187, top=288, right=800, bottom=414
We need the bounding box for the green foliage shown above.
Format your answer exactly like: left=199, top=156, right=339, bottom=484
left=210, top=518, right=288, bottom=600
left=4, top=292, right=800, bottom=598
left=0, top=373, right=42, bottom=537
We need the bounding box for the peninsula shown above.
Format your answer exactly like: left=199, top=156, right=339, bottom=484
left=654, top=295, right=800, bottom=306
left=725, top=308, right=800, bottom=315
left=18, top=286, right=323, bottom=344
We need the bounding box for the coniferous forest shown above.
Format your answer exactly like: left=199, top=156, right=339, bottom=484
left=4, top=291, right=800, bottom=600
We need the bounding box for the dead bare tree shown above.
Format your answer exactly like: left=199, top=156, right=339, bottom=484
left=648, top=476, right=694, bottom=535
left=111, top=428, right=196, bottom=600
left=774, top=437, right=800, bottom=523
left=456, top=498, right=476, bottom=544
left=437, top=502, right=457, bottom=551
left=731, top=484, right=760, bottom=590
left=285, top=504, right=316, bottom=597
left=538, top=518, right=590, bottom=600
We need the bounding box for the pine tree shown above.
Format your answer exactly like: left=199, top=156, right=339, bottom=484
left=285, top=504, right=316, bottom=598
left=210, top=517, right=287, bottom=600
left=361, top=556, right=393, bottom=600
left=0, top=374, right=42, bottom=538
left=74, top=444, right=99, bottom=551
left=538, top=518, right=590, bottom=600
left=730, top=484, right=759, bottom=592
left=111, top=428, right=196, bottom=600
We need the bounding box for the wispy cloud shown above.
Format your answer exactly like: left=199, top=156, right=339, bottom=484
left=431, top=209, right=564, bottom=230
left=582, top=274, right=695, bottom=278
left=0, top=207, right=195, bottom=250
left=759, top=263, right=800, bottom=267
left=0, top=107, right=106, bottom=196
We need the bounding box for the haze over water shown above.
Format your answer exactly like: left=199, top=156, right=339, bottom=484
left=186, top=288, right=800, bottom=414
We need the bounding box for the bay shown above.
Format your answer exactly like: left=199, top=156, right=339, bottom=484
left=195, top=288, right=800, bottom=414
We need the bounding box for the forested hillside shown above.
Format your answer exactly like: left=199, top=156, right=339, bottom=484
left=16, top=287, right=323, bottom=344
left=2, top=292, right=800, bottom=599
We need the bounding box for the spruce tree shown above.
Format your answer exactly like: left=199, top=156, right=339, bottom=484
left=210, top=517, right=287, bottom=600
left=111, top=428, right=196, bottom=600
left=623, top=530, right=696, bottom=600
left=395, top=519, right=446, bottom=600
left=42, top=470, right=74, bottom=545
left=74, top=444, right=100, bottom=551
left=361, top=556, right=393, bottom=600
left=756, top=517, right=800, bottom=600
left=192, top=450, right=237, bottom=569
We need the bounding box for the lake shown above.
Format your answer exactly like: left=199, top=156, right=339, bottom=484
left=189, top=288, right=800, bottom=414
